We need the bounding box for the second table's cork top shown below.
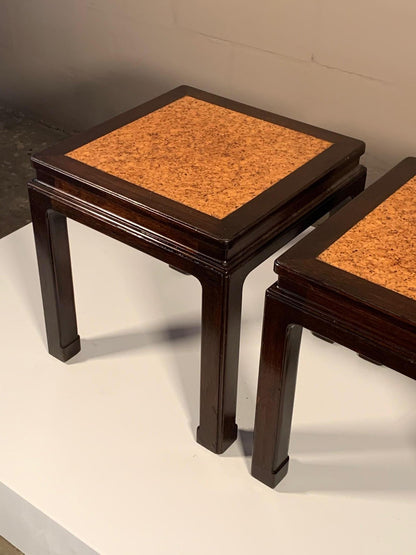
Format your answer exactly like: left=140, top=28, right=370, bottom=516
left=318, top=176, right=416, bottom=301
left=66, top=96, right=332, bottom=219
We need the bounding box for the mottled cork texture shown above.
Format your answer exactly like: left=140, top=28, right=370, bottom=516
left=66, top=96, right=332, bottom=219
left=318, top=176, right=416, bottom=300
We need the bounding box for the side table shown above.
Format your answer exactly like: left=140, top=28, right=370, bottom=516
left=29, top=85, right=366, bottom=454
left=252, top=158, right=416, bottom=487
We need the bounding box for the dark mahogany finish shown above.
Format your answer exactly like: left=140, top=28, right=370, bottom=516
left=28, top=85, right=366, bottom=454
left=252, top=158, right=416, bottom=487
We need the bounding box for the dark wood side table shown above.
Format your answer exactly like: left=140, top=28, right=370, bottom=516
left=28, top=85, right=366, bottom=454
left=252, top=158, right=416, bottom=487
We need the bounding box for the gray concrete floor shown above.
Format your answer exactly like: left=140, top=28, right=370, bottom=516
left=0, top=105, right=68, bottom=239
left=0, top=537, right=22, bottom=555
left=0, top=105, right=68, bottom=553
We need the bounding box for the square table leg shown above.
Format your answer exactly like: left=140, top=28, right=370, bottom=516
left=29, top=188, right=80, bottom=362
left=197, top=270, right=244, bottom=453
left=251, top=289, right=302, bottom=488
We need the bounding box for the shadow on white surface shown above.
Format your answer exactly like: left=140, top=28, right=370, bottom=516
left=233, top=427, right=416, bottom=493
left=290, top=427, right=416, bottom=455
left=68, top=322, right=201, bottom=363
left=278, top=457, right=416, bottom=494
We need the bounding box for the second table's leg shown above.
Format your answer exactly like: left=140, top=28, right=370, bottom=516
left=29, top=188, right=80, bottom=362
left=251, top=290, right=302, bottom=488
left=197, top=270, right=244, bottom=454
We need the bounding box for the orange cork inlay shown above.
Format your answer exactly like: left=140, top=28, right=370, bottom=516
left=66, top=96, right=332, bottom=219
left=318, top=176, right=416, bottom=300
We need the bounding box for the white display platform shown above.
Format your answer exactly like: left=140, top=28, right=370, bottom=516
left=0, top=222, right=415, bottom=555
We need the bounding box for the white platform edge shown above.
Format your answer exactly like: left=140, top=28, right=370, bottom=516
left=0, top=482, right=97, bottom=555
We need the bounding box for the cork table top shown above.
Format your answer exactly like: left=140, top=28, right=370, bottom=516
left=66, top=96, right=332, bottom=219
left=318, top=176, right=416, bottom=301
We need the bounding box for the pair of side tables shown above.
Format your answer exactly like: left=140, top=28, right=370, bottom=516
left=28, top=86, right=415, bottom=488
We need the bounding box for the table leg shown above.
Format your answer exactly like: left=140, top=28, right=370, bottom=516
left=197, top=270, right=244, bottom=454
left=29, top=189, right=80, bottom=361
left=251, top=290, right=302, bottom=488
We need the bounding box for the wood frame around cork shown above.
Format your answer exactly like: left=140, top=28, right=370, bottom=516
left=28, top=85, right=366, bottom=455
left=276, top=157, right=416, bottom=330
left=31, top=85, right=364, bottom=258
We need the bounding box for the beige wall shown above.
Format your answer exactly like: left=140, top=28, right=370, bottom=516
left=1, top=0, right=415, bottom=182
